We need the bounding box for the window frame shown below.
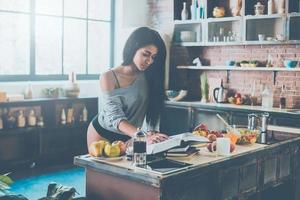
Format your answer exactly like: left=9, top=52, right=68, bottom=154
left=0, top=0, right=115, bottom=82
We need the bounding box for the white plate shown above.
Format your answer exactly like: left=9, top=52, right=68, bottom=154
left=90, top=155, right=124, bottom=162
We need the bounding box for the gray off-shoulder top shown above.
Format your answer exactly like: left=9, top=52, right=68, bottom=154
left=97, top=72, right=149, bottom=135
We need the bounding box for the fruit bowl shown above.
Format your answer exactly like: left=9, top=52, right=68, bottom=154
left=227, top=126, right=259, bottom=145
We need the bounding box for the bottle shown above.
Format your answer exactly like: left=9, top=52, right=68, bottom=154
left=199, top=0, right=205, bottom=19
left=261, top=85, right=273, bottom=109
left=66, top=108, right=74, bottom=124
left=133, top=130, right=147, bottom=168
left=278, top=0, right=285, bottom=14
left=266, top=54, right=273, bottom=67
left=219, top=28, right=224, bottom=42
left=268, top=0, right=274, bottom=15
left=190, top=0, right=197, bottom=20
left=2, top=108, right=8, bottom=129
left=61, top=108, right=66, bottom=125
left=279, top=85, right=286, bottom=109
left=181, top=2, right=189, bottom=20
left=217, top=79, right=224, bottom=103
left=17, top=110, right=26, bottom=128
left=7, top=114, right=16, bottom=129
left=24, top=83, right=33, bottom=99
left=28, top=109, right=37, bottom=126
left=82, top=106, right=88, bottom=122
left=37, top=116, right=44, bottom=127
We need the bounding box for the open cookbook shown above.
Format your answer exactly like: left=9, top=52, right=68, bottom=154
left=146, top=132, right=209, bottom=155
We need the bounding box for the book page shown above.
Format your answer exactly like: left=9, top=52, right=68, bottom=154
left=147, top=137, right=181, bottom=155
left=170, top=132, right=209, bottom=143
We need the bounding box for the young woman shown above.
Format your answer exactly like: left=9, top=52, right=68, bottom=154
left=87, top=27, right=168, bottom=151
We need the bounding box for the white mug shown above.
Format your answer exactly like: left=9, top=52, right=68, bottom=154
left=216, top=138, right=231, bottom=156
left=258, top=34, right=265, bottom=41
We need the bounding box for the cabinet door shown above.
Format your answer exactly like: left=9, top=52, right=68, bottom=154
left=239, top=159, right=258, bottom=194
left=70, top=125, right=89, bottom=156
left=219, top=166, right=240, bottom=199
left=192, top=108, right=229, bottom=131
left=160, top=106, right=190, bottom=135
left=0, top=129, right=38, bottom=170
left=38, top=127, right=72, bottom=164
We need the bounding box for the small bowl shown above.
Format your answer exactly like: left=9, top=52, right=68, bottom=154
left=284, top=60, right=298, bottom=68
left=166, top=90, right=179, bottom=99
left=165, top=90, right=187, bottom=101
left=225, top=60, right=235, bottom=67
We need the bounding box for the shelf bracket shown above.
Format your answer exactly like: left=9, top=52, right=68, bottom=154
left=226, top=70, right=230, bottom=84
left=273, top=71, right=278, bottom=85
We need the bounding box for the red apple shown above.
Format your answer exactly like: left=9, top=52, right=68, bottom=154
left=194, top=123, right=208, bottom=131
left=207, top=134, right=217, bottom=142
left=235, top=93, right=242, bottom=99
left=207, top=143, right=217, bottom=152
left=230, top=143, right=235, bottom=153
left=112, top=140, right=126, bottom=155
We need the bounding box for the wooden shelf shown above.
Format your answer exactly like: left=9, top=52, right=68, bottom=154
left=173, top=0, right=300, bottom=47
left=177, top=66, right=300, bottom=72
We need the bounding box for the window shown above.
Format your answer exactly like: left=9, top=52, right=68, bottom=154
left=0, top=0, right=114, bottom=81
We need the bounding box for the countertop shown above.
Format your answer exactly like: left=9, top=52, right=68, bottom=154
left=75, top=128, right=300, bottom=185
left=165, top=101, right=300, bottom=115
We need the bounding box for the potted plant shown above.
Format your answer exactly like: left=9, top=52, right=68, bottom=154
left=249, top=60, right=259, bottom=67
left=0, top=173, right=13, bottom=196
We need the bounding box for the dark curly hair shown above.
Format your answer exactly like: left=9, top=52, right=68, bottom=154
left=122, top=27, right=166, bottom=128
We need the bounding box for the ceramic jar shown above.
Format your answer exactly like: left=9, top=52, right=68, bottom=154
left=254, top=2, right=265, bottom=15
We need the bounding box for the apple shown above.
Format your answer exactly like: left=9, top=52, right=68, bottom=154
left=89, top=140, right=108, bottom=157
left=207, top=143, right=216, bottom=152
left=104, top=143, right=121, bottom=157
left=230, top=143, right=235, bottom=153
left=207, top=134, right=217, bottom=142
left=112, top=140, right=126, bottom=155
left=210, top=130, right=223, bottom=138
left=194, top=123, right=208, bottom=131
left=235, top=93, right=242, bottom=99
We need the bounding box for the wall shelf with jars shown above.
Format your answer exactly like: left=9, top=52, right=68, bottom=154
left=173, top=0, right=300, bottom=46
left=0, top=97, right=98, bottom=172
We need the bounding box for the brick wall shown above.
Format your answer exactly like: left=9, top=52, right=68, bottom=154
left=148, top=0, right=300, bottom=108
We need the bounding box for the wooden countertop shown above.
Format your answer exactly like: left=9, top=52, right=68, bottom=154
left=76, top=143, right=266, bottom=173
left=75, top=131, right=300, bottom=188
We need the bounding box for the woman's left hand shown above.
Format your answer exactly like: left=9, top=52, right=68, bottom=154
left=147, top=132, right=168, bottom=144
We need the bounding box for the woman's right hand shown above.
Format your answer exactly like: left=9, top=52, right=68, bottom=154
left=147, top=132, right=168, bottom=144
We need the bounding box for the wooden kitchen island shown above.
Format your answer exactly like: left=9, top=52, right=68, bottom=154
left=74, top=130, right=300, bottom=200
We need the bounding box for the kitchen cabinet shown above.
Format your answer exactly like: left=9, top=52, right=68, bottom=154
left=244, top=14, right=285, bottom=44
left=0, top=97, right=98, bottom=172
left=173, top=0, right=300, bottom=46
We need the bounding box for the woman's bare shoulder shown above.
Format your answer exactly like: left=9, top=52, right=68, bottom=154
left=99, top=70, right=116, bottom=92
